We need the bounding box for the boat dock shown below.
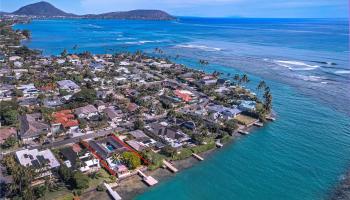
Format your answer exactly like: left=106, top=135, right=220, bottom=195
left=104, top=183, right=122, bottom=200
left=137, top=170, right=158, bottom=186
left=266, top=116, right=276, bottom=121
left=254, top=122, right=264, bottom=127
left=163, top=160, right=178, bottom=173
left=215, top=140, right=223, bottom=148
left=192, top=153, right=204, bottom=161
left=238, top=130, right=249, bottom=135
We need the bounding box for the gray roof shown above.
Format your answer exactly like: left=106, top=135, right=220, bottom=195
left=129, top=130, right=148, bottom=139
left=57, top=80, right=80, bottom=90
left=103, top=106, right=123, bottom=120
left=75, top=104, right=98, bottom=116
left=19, top=113, right=50, bottom=139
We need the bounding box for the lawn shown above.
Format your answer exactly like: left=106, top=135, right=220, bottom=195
left=235, top=114, right=258, bottom=125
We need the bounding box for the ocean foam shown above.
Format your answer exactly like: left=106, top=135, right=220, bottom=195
left=176, top=44, right=222, bottom=51
left=274, top=60, right=319, bottom=71
left=334, top=70, right=350, bottom=74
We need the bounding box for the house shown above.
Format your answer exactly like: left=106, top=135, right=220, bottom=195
left=0, top=84, right=14, bottom=100
left=43, top=97, right=64, bottom=108
left=174, top=89, right=194, bottom=103
left=0, top=127, right=17, bottom=144
left=75, top=105, right=99, bottom=119
left=19, top=113, right=50, bottom=143
left=207, top=104, right=242, bottom=120
left=103, top=106, right=123, bottom=122
left=9, top=56, right=21, bottom=61
left=15, top=149, right=60, bottom=179
left=238, top=100, right=256, bottom=112
left=17, top=83, right=39, bottom=97
left=94, top=100, right=108, bottom=112
left=90, top=62, right=104, bottom=71
left=56, top=80, right=80, bottom=93
left=78, top=153, right=100, bottom=173
left=127, top=103, right=139, bottom=113
left=146, top=122, right=190, bottom=148
left=88, top=136, right=128, bottom=159
left=51, top=110, right=79, bottom=134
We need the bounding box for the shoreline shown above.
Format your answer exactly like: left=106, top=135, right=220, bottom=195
left=115, top=147, right=221, bottom=200
left=4, top=18, right=273, bottom=200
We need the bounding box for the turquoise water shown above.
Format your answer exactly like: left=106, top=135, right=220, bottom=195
left=14, top=18, right=350, bottom=200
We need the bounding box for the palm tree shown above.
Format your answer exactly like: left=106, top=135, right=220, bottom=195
left=198, top=59, right=209, bottom=71
left=233, top=74, right=240, bottom=85
left=257, top=80, right=267, bottom=99
left=240, top=74, right=249, bottom=86
left=263, top=87, right=272, bottom=112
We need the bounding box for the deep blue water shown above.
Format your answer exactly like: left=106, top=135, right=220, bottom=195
left=14, top=18, right=350, bottom=200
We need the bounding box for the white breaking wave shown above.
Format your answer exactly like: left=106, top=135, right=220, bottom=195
left=124, top=40, right=163, bottom=45
left=334, top=70, right=350, bottom=74
left=274, top=60, right=319, bottom=71
left=116, top=37, right=136, bottom=41
left=87, top=24, right=102, bottom=28
left=176, top=44, right=222, bottom=51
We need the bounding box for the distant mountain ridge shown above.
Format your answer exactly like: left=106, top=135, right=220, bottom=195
left=10, top=1, right=175, bottom=20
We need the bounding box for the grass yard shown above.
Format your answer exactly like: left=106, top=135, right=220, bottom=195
left=235, top=114, right=258, bottom=125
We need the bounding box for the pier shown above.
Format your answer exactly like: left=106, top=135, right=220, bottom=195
left=215, top=140, right=223, bottom=148
left=104, top=183, right=122, bottom=200
left=266, top=116, right=276, bottom=121
left=163, top=160, right=178, bottom=173
left=238, top=130, right=249, bottom=135
left=254, top=122, right=264, bottom=127
left=137, top=170, right=158, bottom=186
left=192, top=153, right=204, bottom=161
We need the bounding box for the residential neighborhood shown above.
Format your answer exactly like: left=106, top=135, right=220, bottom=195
left=0, top=17, right=273, bottom=200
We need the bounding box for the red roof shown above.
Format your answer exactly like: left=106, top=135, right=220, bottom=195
left=52, top=110, right=79, bottom=128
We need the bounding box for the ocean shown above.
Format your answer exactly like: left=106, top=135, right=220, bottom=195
left=15, top=18, right=350, bottom=200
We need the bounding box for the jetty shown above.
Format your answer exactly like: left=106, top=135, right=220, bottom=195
left=192, top=153, right=204, bottom=161
left=104, top=183, right=122, bottom=200
left=215, top=140, right=223, bottom=148
left=137, top=170, right=158, bottom=186
left=266, top=116, right=276, bottom=121
left=254, top=122, right=264, bottom=127
left=163, top=160, right=178, bottom=173
left=238, top=130, right=249, bottom=135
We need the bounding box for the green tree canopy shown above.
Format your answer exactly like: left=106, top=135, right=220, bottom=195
left=121, top=151, right=141, bottom=169
left=72, top=171, right=90, bottom=190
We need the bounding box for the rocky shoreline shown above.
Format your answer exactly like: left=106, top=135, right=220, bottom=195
left=329, top=171, right=350, bottom=200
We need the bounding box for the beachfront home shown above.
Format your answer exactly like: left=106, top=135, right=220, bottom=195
left=15, top=148, right=60, bottom=180
left=238, top=100, right=257, bottom=112
left=88, top=136, right=128, bottom=159
left=146, top=122, right=190, bottom=148
left=206, top=104, right=242, bottom=120
left=19, top=113, right=50, bottom=144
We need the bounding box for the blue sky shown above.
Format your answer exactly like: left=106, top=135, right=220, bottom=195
left=1, top=0, right=348, bottom=18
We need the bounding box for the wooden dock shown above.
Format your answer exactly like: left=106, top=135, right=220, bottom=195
left=215, top=141, right=223, bottom=148
left=253, top=122, right=264, bottom=127
left=104, top=183, right=122, bottom=200
left=192, top=153, right=204, bottom=161
left=137, top=170, right=158, bottom=186
left=238, top=130, right=249, bottom=135
left=163, top=160, right=178, bottom=173
left=266, top=116, right=276, bottom=121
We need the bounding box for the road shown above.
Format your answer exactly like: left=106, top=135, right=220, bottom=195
left=35, top=127, right=126, bottom=150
